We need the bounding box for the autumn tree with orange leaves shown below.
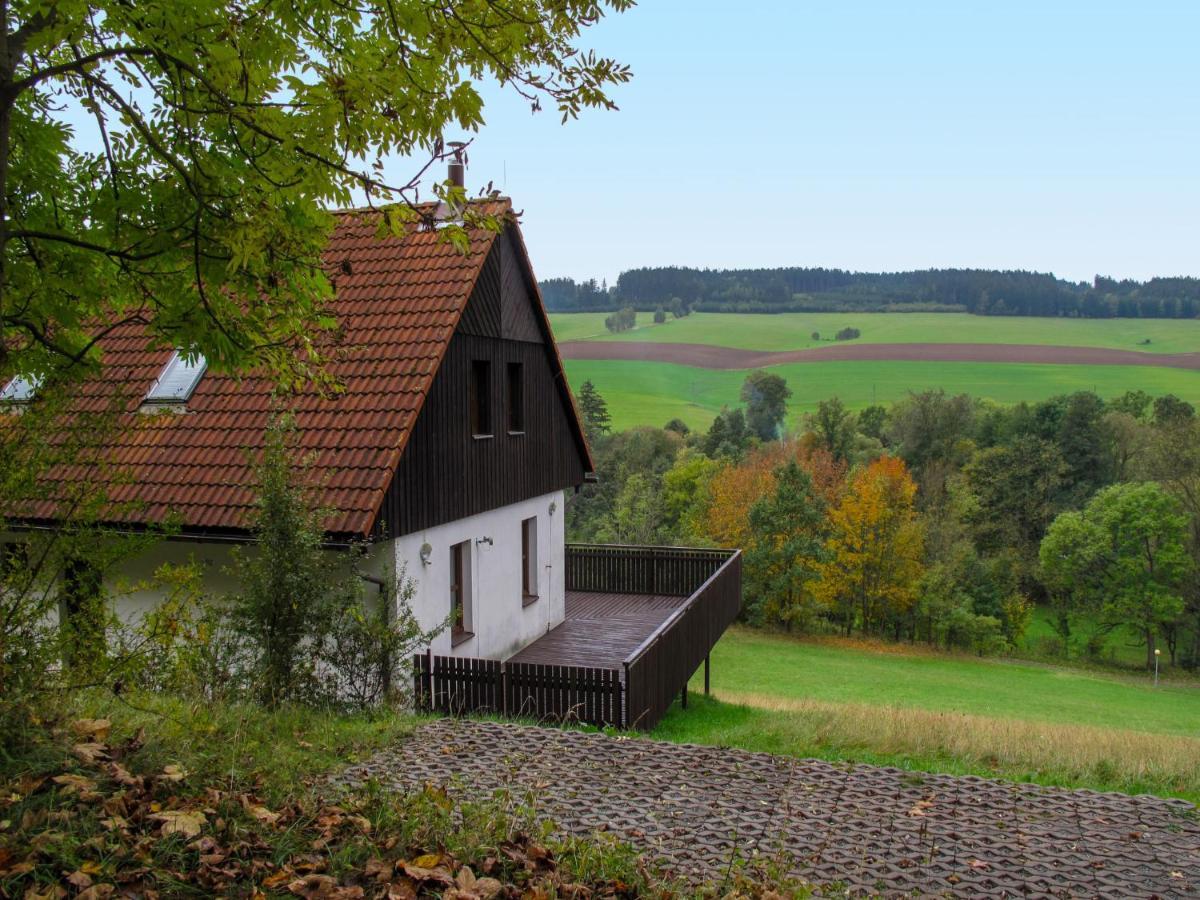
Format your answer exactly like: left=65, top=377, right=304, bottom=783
left=702, top=441, right=846, bottom=550
left=814, top=456, right=925, bottom=637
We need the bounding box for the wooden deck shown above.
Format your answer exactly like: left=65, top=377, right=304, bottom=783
left=507, top=590, right=686, bottom=670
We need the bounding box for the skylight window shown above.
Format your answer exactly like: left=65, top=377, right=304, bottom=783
left=1, top=374, right=41, bottom=403
left=144, top=351, right=207, bottom=404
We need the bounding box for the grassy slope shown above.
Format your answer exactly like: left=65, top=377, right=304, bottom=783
left=563, top=357, right=1200, bottom=431
left=550, top=311, right=1200, bottom=354
left=688, top=628, right=1198, bottom=735
left=653, top=628, right=1200, bottom=800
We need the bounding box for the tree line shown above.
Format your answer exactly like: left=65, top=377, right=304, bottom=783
left=542, top=268, right=1200, bottom=318
left=567, top=379, right=1200, bottom=668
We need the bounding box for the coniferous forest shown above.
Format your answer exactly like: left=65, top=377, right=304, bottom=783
left=541, top=268, right=1200, bottom=318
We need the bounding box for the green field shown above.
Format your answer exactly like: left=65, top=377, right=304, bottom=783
left=550, top=311, right=1200, bottom=354
left=549, top=312, right=1200, bottom=430
left=653, top=628, right=1200, bottom=800
left=564, top=357, right=1200, bottom=432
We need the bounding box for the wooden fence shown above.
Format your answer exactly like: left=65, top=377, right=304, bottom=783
left=414, top=652, right=624, bottom=727
left=565, top=543, right=732, bottom=596
left=623, top=550, right=742, bottom=730
left=415, top=544, right=742, bottom=732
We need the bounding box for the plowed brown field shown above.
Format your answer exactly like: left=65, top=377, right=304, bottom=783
left=559, top=340, right=1200, bottom=371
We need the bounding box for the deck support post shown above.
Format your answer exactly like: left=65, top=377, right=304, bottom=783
left=704, top=654, right=710, bottom=695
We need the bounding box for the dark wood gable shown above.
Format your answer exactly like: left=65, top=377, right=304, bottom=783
left=374, top=226, right=586, bottom=538
left=457, top=231, right=545, bottom=344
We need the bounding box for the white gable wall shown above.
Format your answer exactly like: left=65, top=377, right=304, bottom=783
left=396, top=489, right=566, bottom=660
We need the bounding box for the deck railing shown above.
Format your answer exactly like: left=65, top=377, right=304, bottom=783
left=621, top=549, right=742, bottom=729
left=414, top=544, right=742, bottom=731
left=565, top=543, right=732, bottom=596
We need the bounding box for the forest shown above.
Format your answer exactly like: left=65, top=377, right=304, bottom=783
left=541, top=269, right=1200, bottom=318
left=566, top=378, right=1200, bottom=670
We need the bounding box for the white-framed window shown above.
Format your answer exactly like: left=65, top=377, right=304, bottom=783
left=144, top=350, right=207, bottom=405
left=521, top=516, right=538, bottom=604
left=1, top=374, right=41, bottom=404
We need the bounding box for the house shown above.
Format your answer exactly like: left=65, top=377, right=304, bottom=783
left=2, top=190, right=741, bottom=728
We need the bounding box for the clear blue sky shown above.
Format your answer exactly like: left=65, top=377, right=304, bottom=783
left=395, top=0, right=1199, bottom=286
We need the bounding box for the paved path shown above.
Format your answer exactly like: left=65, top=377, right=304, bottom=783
left=338, top=719, right=1200, bottom=898
left=558, top=340, right=1200, bottom=371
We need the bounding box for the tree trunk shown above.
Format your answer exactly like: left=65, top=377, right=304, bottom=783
left=1145, top=629, right=1156, bottom=672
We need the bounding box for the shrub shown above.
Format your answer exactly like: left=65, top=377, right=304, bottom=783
left=653, top=306, right=666, bottom=324
left=811, top=331, right=820, bottom=341
left=603, top=307, right=636, bottom=332
left=210, top=414, right=443, bottom=710
left=835, top=327, right=861, bottom=341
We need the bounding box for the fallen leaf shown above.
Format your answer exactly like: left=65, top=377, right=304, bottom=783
left=968, top=859, right=991, bottom=870
left=386, top=881, right=417, bottom=900
left=151, top=810, right=206, bottom=838
left=263, top=870, right=294, bottom=889
left=76, top=887, right=114, bottom=900
left=288, top=874, right=337, bottom=898
left=72, top=742, right=110, bottom=765
left=71, top=719, right=111, bottom=741
left=161, top=764, right=188, bottom=782
left=66, top=870, right=93, bottom=889
left=247, top=805, right=280, bottom=826
left=908, top=799, right=934, bottom=817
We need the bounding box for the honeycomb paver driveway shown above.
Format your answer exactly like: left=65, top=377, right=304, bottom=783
left=339, top=718, right=1200, bottom=897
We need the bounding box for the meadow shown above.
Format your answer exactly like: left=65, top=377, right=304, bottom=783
left=655, top=627, right=1200, bottom=801
left=549, top=311, right=1200, bottom=354
left=563, top=357, right=1200, bottom=431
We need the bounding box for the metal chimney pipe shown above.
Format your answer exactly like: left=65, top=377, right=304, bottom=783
left=447, top=141, right=467, bottom=189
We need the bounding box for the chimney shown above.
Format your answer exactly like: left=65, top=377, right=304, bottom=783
left=446, top=141, right=467, bottom=190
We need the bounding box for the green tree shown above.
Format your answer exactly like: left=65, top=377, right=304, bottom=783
left=0, top=0, right=631, bottom=384
left=228, top=415, right=343, bottom=706
left=740, top=370, right=792, bottom=442
left=608, top=472, right=665, bottom=545
left=653, top=306, right=667, bottom=324
left=1153, top=395, right=1196, bottom=427
left=1042, top=483, right=1191, bottom=670
left=1039, top=509, right=1105, bottom=653
left=661, top=449, right=718, bottom=542
left=744, top=462, right=825, bottom=629
left=703, top=407, right=751, bottom=459
left=964, top=436, right=1066, bottom=586
left=809, top=397, right=854, bottom=461
left=575, top=379, right=611, bottom=446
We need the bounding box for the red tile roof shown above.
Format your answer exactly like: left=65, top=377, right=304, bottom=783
left=17, top=199, right=584, bottom=539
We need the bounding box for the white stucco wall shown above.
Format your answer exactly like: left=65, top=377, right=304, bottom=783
left=395, top=489, right=566, bottom=660
left=7, top=488, right=565, bottom=661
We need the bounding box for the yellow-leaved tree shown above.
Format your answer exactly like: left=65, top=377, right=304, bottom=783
left=815, top=456, right=924, bottom=637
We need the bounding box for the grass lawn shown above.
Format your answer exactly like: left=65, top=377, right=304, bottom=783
left=550, top=311, right=1200, bottom=354
left=652, top=627, right=1200, bottom=801
left=563, top=357, right=1200, bottom=431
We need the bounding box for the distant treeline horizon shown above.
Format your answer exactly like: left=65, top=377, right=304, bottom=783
left=541, top=267, right=1200, bottom=319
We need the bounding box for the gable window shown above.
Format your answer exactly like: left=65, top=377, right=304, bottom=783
left=521, top=516, right=538, bottom=604
left=450, top=540, right=473, bottom=645
left=1, top=373, right=41, bottom=405
left=469, top=360, right=491, bottom=437
left=144, top=350, right=206, bottom=406
left=506, top=362, right=524, bottom=434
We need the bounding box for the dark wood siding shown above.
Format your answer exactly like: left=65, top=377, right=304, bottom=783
left=377, top=332, right=586, bottom=536
left=500, top=232, right=544, bottom=343
left=457, top=240, right=502, bottom=338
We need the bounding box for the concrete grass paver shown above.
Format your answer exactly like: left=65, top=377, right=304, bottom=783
left=338, top=718, right=1200, bottom=897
